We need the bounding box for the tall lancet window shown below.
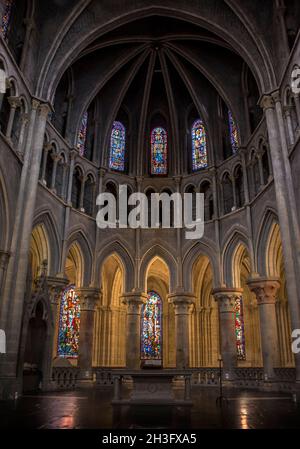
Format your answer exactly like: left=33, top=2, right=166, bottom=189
left=235, top=296, right=246, bottom=360
left=228, top=110, right=239, bottom=154
left=0, top=0, right=13, bottom=38
left=57, top=285, right=80, bottom=358
left=76, top=111, right=88, bottom=156
left=192, top=119, right=207, bottom=170
left=151, top=127, right=167, bottom=175
left=141, top=291, right=162, bottom=360
left=109, top=121, right=125, bottom=171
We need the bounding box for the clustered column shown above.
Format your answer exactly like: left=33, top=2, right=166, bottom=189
left=122, top=291, right=147, bottom=369
left=77, top=288, right=101, bottom=382
left=247, top=277, right=280, bottom=380
left=168, top=292, right=195, bottom=369
left=212, top=288, right=243, bottom=380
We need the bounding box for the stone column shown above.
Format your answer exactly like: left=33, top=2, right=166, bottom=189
left=17, top=113, right=29, bottom=155
left=6, top=97, right=20, bottom=140
left=260, top=94, right=300, bottom=381
left=0, top=251, right=10, bottom=305
left=257, top=153, right=265, bottom=188
left=240, top=148, right=250, bottom=204
left=212, top=288, right=243, bottom=380
left=50, top=154, right=60, bottom=191
left=0, top=102, right=51, bottom=398
left=284, top=106, right=295, bottom=146
left=58, top=150, right=77, bottom=275
left=45, top=276, right=69, bottom=387
left=168, top=292, right=195, bottom=369
left=79, top=175, right=86, bottom=212
left=247, top=278, right=280, bottom=380
left=40, top=143, right=52, bottom=184
left=210, top=167, right=219, bottom=217
left=292, top=93, right=300, bottom=127
left=231, top=175, right=237, bottom=210
left=77, top=288, right=100, bottom=382
left=66, top=149, right=77, bottom=205
left=122, top=291, right=147, bottom=369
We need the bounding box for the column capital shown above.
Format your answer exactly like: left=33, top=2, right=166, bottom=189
left=260, top=94, right=275, bottom=111
left=212, top=287, right=243, bottom=313
left=38, top=103, right=51, bottom=118
left=31, top=98, right=40, bottom=110
left=77, top=287, right=101, bottom=311
left=8, top=96, right=21, bottom=108
left=121, top=291, right=147, bottom=309
left=271, top=90, right=281, bottom=104
left=247, top=277, right=280, bottom=305
left=168, top=292, right=195, bottom=313
left=47, top=276, right=69, bottom=306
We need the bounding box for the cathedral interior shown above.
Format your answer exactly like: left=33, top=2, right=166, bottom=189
left=0, top=0, right=300, bottom=431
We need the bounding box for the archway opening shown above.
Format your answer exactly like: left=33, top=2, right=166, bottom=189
left=145, top=256, right=175, bottom=368
left=94, top=253, right=126, bottom=367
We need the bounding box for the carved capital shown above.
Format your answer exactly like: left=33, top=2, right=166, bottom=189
left=247, top=277, right=280, bottom=305
left=47, top=276, right=69, bottom=306
left=212, top=288, right=243, bottom=313
left=121, top=291, right=147, bottom=314
left=271, top=90, right=281, bottom=104
left=43, top=142, right=53, bottom=152
left=38, top=103, right=51, bottom=118
left=260, top=95, right=275, bottom=111
left=168, top=292, right=195, bottom=314
left=8, top=96, right=21, bottom=109
left=31, top=98, right=40, bottom=110
left=77, top=288, right=101, bottom=311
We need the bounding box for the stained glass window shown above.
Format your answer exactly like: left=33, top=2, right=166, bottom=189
left=57, top=285, right=80, bottom=358
left=0, top=0, right=13, bottom=39
left=109, top=121, right=125, bottom=171
left=192, top=119, right=207, bottom=170
left=228, top=110, right=239, bottom=154
left=141, top=291, right=162, bottom=360
left=235, top=296, right=246, bottom=360
left=77, top=111, right=88, bottom=156
left=151, top=127, right=167, bottom=175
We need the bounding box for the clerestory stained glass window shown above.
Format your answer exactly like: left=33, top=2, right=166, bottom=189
left=228, top=110, right=239, bottom=154
left=77, top=111, right=88, bottom=156
left=141, top=291, right=162, bottom=360
left=192, top=119, right=207, bottom=170
left=151, top=127, right=167, bottom=175
left=235, top=296, right=246, bottom=360
left=109, top=121, right=125, bottom=171
left=0, top=0, right=13, bottom=39
left=57, top=285, right=80, bottom=358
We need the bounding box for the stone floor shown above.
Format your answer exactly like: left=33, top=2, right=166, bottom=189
left=0, top=387, right=300, bottom=429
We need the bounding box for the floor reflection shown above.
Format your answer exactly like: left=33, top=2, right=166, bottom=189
left=0, top=388, right=299, bottom=429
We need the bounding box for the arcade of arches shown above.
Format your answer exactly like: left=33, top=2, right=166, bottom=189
left=0, top=1, right=300, bottom=401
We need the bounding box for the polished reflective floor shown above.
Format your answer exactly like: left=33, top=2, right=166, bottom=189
left=0, top=388, right=300, bottom=429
